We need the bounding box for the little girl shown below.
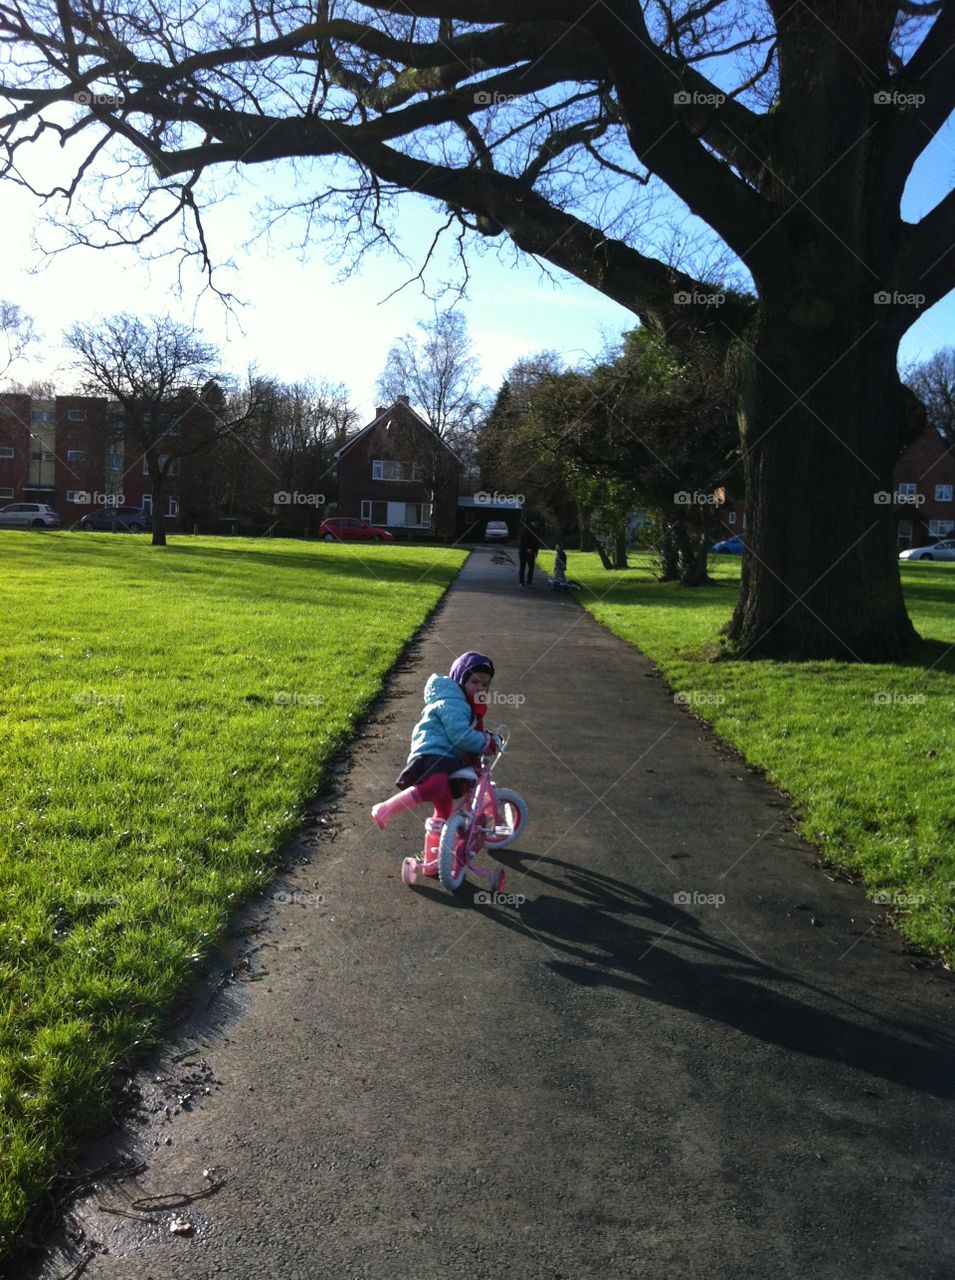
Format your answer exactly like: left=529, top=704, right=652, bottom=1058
left=371, top=651, right=498, bottom=876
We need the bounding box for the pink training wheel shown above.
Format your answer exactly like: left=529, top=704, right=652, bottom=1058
left=401, top=857, right=419, bottom=886
left=490, top=867, right=505, bottom=894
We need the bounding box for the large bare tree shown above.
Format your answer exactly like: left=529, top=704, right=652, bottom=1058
left=0, top=301, right=37, bottom=384
left=2, top=2, right=953, bottom=657
left=65, top=313, right=258, bottom=545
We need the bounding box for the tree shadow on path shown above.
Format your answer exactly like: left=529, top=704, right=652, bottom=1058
left=482, top=848, right=955, bottom=1101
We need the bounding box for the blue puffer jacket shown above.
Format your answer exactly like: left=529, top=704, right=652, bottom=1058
left=407, top=674, right=487, bottom=762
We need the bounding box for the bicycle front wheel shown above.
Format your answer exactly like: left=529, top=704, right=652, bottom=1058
left=483, top=786, right=528, bottom=849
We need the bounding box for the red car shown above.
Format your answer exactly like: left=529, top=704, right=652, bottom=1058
left=319, top=517, right=394, bottom=543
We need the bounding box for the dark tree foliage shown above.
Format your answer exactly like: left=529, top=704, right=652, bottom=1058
left=3, top=1, right=953, bottom=655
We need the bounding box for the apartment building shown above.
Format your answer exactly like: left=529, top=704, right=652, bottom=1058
left=0, top=392, right=181, bottom=524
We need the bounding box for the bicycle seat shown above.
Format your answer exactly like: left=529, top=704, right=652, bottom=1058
left=449, top=766, right=478, bottom=785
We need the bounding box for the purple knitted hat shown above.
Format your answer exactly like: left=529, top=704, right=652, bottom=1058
left=449, top=651, right=495, bottom=686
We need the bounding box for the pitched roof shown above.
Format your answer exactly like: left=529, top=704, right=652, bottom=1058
left=333, top=399, right=464, bottom=464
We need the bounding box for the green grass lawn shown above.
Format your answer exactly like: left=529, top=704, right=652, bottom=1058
left=0, top=532, right=466, bottom=1259
left=563, top=549, right=955, bottom=966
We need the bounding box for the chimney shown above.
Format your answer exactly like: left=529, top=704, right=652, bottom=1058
left=397, top=394, right=410, bottom=406
left=376, top=406, right=387, bottom=417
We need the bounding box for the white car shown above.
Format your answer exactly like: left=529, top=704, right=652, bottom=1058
left=484, top=520, right=509, bottom=541
left=0, top=502, right=61, bottom=529
left=899, top=539, right=955, bottom=562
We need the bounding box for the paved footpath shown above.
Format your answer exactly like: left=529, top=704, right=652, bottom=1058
left=33, top=547, right=955, bottom=1280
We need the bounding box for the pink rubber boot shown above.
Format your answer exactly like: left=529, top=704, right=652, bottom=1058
left=371, top=786, right=421, bottom=830
left=421, top=817, right=443, bottom=877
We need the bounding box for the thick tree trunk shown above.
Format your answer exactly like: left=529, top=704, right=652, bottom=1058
left=679, top=535, right=711, bottom=587
left=151, top=475, right=167, bottom=547
left=727, top=308, right=917, bottom=661
left=656, top=525, right=680, bottom=581
left=611, top=529, right=628, bottom=570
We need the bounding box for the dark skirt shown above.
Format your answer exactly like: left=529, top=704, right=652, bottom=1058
left=396, top=753, right=470, bottom=791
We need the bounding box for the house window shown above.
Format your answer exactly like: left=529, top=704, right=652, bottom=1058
left=929, top=519, right=955, bottom=537
left=897, top=482, right=918, bottom=498
left=728, top=511, right=736, bottom=525
left=66, top=449, right=86, bottom=463
left=361, top=499, right=431, bottom=527
left=372, top=459, right=419, bottom=482
left=897, top=519, right=913, bottom=549
left=31, top=450, right=54, bottom=462
left=0, top=446, right=13, bottom=459
left=67, top=409, right=88, bottom=422
left=166, top=496, right=179, bottom=517
left=141, top=494, right=152, bottom=514
left=405, top=502, right=431, bottom=528
left=0, top=487, right=12, bottom=499
left=31, top=411, right=54, bottom=424
left=935, top=484, right=953, bottom=502
left=66, top=490, right=87, bottom=504
left=106, top=452, right=123, bottom=470
left=361, top=500, right=389, bottom=525
left=143, top=455, right=175, bottom=476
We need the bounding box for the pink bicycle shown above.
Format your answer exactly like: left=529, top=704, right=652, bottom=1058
left=401, top=726, right=528, bottom=893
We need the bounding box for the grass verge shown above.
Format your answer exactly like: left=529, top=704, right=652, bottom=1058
left=0, top=532, right=466, bottom=1259
left=565, top=550, right=955, bottom=966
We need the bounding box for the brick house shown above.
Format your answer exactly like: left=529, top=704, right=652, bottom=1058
left=713, top=427, right=955, bottom=549
left=334, top=396, right=460, bottom=538
left=892, top=426, right=955, bottom=548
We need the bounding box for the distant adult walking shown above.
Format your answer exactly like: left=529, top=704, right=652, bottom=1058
left=518, top=521, right=542, bottom=587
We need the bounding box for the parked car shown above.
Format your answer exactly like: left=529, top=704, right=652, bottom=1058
left=711, top=534, right=744, bottom=555
left=899, top=539, right=955, bottom=562
left=78, top=505, right=152, bottom=533
left=484, top=520, right=509, bottom=541
left=319, top=517, right=394, bottom=543
left=0, top=502, right=61, bottom=529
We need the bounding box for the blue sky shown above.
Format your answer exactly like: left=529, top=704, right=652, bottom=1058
left=2, top=103, right=952, bottom=421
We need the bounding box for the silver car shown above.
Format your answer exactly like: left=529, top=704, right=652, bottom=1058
left=899, top=539, right=955, bottom=562
left=0, top=502, right=62, bottom=529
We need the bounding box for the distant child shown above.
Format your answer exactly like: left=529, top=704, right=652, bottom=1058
left=552, top=543, right=568, bottom=587
left=371, top=652, right=498, bottom=876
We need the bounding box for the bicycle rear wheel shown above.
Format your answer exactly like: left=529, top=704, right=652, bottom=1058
left=438, top=813, right=469, bottom=891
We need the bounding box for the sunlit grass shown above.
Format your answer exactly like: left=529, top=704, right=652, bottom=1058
left=0, top=531, right=466, bottom=1259
left=567, top=550, right=955, bottom=965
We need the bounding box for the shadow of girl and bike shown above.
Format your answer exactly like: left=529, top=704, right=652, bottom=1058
left=421, top=842, right=955, bottom=1102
